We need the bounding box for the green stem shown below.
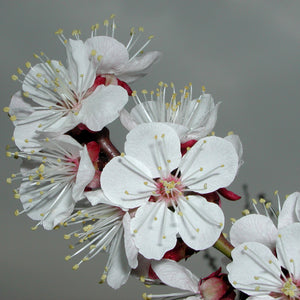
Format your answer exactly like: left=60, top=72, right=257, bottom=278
left=213, top=233, right=234, bottom=259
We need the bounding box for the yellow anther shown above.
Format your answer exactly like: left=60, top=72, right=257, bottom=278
left=265, top=202, right=271, bottom=209
left=142, top=293, right=152, bottom=300
left=140, top=276, right=145, bottom=283
left=71, top=29, right=81, bottom=36
left=131, top=90, right=137, bottom=96
left=138, top=27, right=144, bottom=32
left=254, top=276, right=259, bottom=280
left=72, top=264, right=79, bottom=271
left=178, top=211, right=183, bottom=216
left=103, top=19, right=109, bottom=26
left=233, top=281, right=237, bottom=285
left=162, top=235, right=166, bottom=239
left=124, top=190, right=129, bottom=195
left=74, top=233, right=79, bottom=237
left=11, top=74, right=18, bottom=81
left=91, top=49, right=97, bottom=56
left=25, top=62, right=31, bottom=68
left=99, top=274, right=107, bottom=284
left=196, top=228, right=200, bottom=233
left=158, top=166, right=162, bottom=170
left=17, top=67, right=23, bottom=74
left=83, top=225, right=93, bottom=232
left=77, top=211, right=82, bottom=215
left=141, top=89, right=148, bottom=94
left=14, top=151, right=19, bottom=158
left=223, top=233, right=228, bottom=238
left=242, top=209, right=250, bottom=216
left=14, top=194, right=20, bottom=199
left=33, top=53, right=40, bottom=59
left=255, top=286, right=260, bottom=291
left=219, top=222, right=223, bottom=227
left=97, top=55, right=102, bottom=62
left=221, top=164, right=225, bottom=167
left=211, top=131, right=215, bottom=136
left=268, top=260, right=272, bottom=264
left=55, top=28, right=63, bottom=35
left=274, top=190, right=279, bottom=195
left=110, top=14, right=116, bottom=19
left=82, top=257, right=89, bottom=262
left=227, top=131, right=234, bottom=136
left=148, top=35, right=154, bottom=40
left=3, top=107, right=10, bottom=113
left=133, top=229, right=138, bottom=234
left=144, top=181, right=148, bottom=185
left=252, top=198, right=258, bottom=205
left=161, top=134, right=165, bottom=138
left=158, top=81, right=164, bottom=87
left=154, top=217, right=157, bottom=221
left=64, top=234, right=71, bottom=240
left=203, top=140, right=207, bottom=144
left=243, top=245, right=248, bottom=250
left=23, top=91, right=29, bottom=98
left=28, top=199, right=33, bottom=203
left=65, top=255, right=71, bottom=261
left=204, top=183, right=208, bottom=189
left=89, top=245, right=96, bottom=250
left=259, top=198, right=266, bottom=204
left=6, top=178, right=12, bottom=184
left=278, top=234, right=282, bottom=238
left=202, top=85, right=206, bottom=93
left=230, top=218, right=236, bottom=223
left=14, top=209, right=19, bottom=216
left=31, top=226, right=38, bottom=231
left=10, top=115, right=17, bottom=121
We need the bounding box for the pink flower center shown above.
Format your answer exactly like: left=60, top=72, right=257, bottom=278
left=155, top=174, right=184, bottom=205
left=270, top=277, right=300, bottom=299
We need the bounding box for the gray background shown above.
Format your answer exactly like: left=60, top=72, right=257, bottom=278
left=0, top=0, right=299, bottom=299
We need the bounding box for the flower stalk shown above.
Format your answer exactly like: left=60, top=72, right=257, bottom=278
left=213, top=233, right=234, bottom=259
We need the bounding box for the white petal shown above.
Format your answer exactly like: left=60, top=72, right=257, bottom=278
left=276, top=223, right=300, bottom=279
left=106, top=232, right=131, bottom=289
left=9, top=91, right=34, bottom=124
left=183, top=102, right=220, bottom=142
left=85, top=36, right=129, bottom=74
left=181, top=136, right=238, bottom=193
left=177, top=196, right=224, bottom=250
left=20, top=181, right=75, bottom=230
left=124, top=123, right=182, bottom=178
left=230, top=214, right=277, bottom=250
left=123, top=212, right=139, bottom=268
left=84, top=189, right=112, bottom=205
left=131, top=202, right=178, bottom=259
left=224, top=134, right=244, bottom=168
left=152, top=259, right=199, bottom=293
left=66, top=39, right=95, bottom=93
left=78, top=85, right=128, bottom=131
left=101, top=155, right=153, bottom=209
left=72, top=146, right=95, bottom=201
left=278, top=192, right=300, bottom=229
left=120, top=108, right=138, bottom=131
left=23, top=61, right=70, bottom=106
left=227, top=242, right=282, bottom=296
left=117, top=51, right=162, bottom=83
left=51, top=134, right=83, bottom=157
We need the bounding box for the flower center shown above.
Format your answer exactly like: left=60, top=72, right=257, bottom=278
left=155, top=175, right=184, bottom=204
left=281, top=278, right=299, bottom=298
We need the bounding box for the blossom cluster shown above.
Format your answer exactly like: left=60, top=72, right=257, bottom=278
left=4, top=16, right=300, bottom=299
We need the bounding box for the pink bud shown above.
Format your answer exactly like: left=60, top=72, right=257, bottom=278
left=199, top=268, right=236, bottom=300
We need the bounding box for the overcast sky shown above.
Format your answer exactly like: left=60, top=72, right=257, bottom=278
left=0, top=1, right=299, bottom=299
